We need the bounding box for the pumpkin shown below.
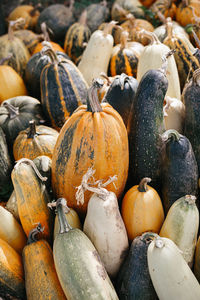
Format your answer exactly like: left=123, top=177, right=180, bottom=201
left=0, top=96, right=44, bottom=148
left=40, top=47, right=88, bottom=130
left=32, top=22, right=65, bottom=55
left=51, top=81, right=129, bottom=218
left=148, top=237, right=200, bottom=300
left=7, top=5, right=40, bottom=30
left=150, top=0, right=177, bottom=19
left=109, top=30, right=144, bottom=77
left=53, top=198, right=119, bottom=300
left=0, top=206, right=27, bottom=254
left=0, top=55, right=27, bottom=104
left=161, top=130, right=198, bottom=214
left=13, top=120, right=59, bottom=161
left=111, top=0, right=145, bottom=20
left=176, top=0, right=200, bottom=27
left=0, top=127, right=13, bottom=200
left=163, top=96, right=185, bottom=133
left=116, top=232, right=158, bottom=299
left=0, top=238, right=25, bottom=299
left=13, top=29, right=43, bottom=54
left=64, top=10, right=91, bottom=64
left=23, top=225, right=67, bottom=300
left=160, top=195, right=199, bottom=267
left=82, top=169, right=129, bottom=278
left=0, top=19, right=31, bottom=78
left=25, top=48, right=69, bottom=100
left=85, top=2, right=110, bottom=33
left=121, top=178, right=164, bottom=241
left=36, top=4, right=75, bottom=42
left=11, top=158, right=54, bottom=243
left=78, top=21, right=115, bottom=86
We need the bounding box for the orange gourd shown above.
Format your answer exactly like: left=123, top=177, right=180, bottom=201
left=52, top=81, right=129, bottom=218
left=23, top=225, right=66, bottom=300
left=176, top=0, right=200, bottom=27
left=121, top=178, right=164, bottom=241
left=0, top=54, right=27, bottom=104
left=7, top=5, right=40, bottom=30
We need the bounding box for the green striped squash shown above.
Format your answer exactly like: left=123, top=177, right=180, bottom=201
left=40, top=48, right=88, bottom=130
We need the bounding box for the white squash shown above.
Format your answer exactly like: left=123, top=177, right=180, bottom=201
left=77, top=168, right=129, bottom=278
left=163, top=96, right=185, bottom=133
left=159, top=195, right=199, bottom=267
left=78, top=22, right=114, bottom=86
left=0, top=206, right=27, bottom=254
left=137, top=30, right=181, bottom=100
left=148, top=236, right=200, bottom=300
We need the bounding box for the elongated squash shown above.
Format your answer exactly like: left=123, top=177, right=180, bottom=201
left=0, top=238, right=25, bottom=299
left=78, top=22, right=115, bottom=86
left=137, top=30, right=181, bottom=100
left=11, top=158, right=54, bottom=243
left=148, top=237, right=200, bottom=300
left=23, top=225, right=66, bottom=300
left=6, top=190, right=19, bottom=222
left=161, top=129, right=198, bottom=213
left=53, top=198, right=119, bottom=300
left=163, top=96, right=185, bottom=133
left=82, top=169, right=129, bottom=278
left=0, top=206, right=27, bottom=254
left=116, top=232, right=158, bottom=299
left=160, top=195, right=199, bottom=267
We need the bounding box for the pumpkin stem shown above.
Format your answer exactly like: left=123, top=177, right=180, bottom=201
left=120, top=31, right=129, bottom=50
left=162, top=129, right=180, bottom=142
left=155, top=8, right=167, bottom=24
left=126, top=13, right=135, bottom=28
left=155, top=237, right=165, bottom=248
left=14, top=158, right=47, bottom=182
left=78, top=9, right=87, bottom=26
left=100, top=72, right=112, bottom=85
left=185, top=195, right=196, bottom=205
left=142, top=232, right=158, bottom=243
left=27, top=223, right=44, bottom=245
left=165, top=18, right=174, bottom=40
left=87, top=80, right=103, bottom=112
left=118, top=73, right=130, bottom=90
left=8, top=18, right=25, bottom=40
left=139, top=30, right=160, bottom=45
left=41, top=46, right=59, bottom=63
left=161, top=49, right=176, bottom=74
left=27, top=120, right=37, bottom=139
left=56, top=198, right=72, bottom=233
left=193, top=68, right=200, bottom=86
left=41, top=22, right=50, bottom=42
left=3, top=102, right=19, bottom=119
left=103, top=20, right=117, bottom=36
left=138, top=177, right=151, bottom=192
left=0, top=53, right=12, bottom=65
left=48, top=199, right=70, bottom=214
left=112, top=4, right=128, bottom=21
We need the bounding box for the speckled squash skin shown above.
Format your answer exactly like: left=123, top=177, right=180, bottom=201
left=116, top=232, right=158, bottom=300
left=0, top=238, right=25, bottom=299
left=128, top=68, right=168, bottom=191
left=161, top=130, right=198, bottom=214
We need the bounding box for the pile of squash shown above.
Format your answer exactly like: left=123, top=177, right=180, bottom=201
left=1, top=0, right=200, bottom=298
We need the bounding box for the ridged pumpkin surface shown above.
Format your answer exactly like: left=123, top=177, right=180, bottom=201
left=52, top=102, right=129, bottom=217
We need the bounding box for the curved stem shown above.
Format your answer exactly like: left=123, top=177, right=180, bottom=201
left=118, top=73, right=130, bottom=90
left=103, top=20, right=117, bottom=36
left=161, top=49, right=176, bottom=74
left=100, top=72, right=112, bottom=85
left=120, top=31, right=129, bottom=50
left=15, top=158, right=47, bottom=182
left=79, top=10, right=87, bottom=25
left=185, top=195, right=196, bottom=205
left=27, top=120, right=37, bottom=139
left=41, top=47, right=59, bottom=63
left=165, top=18, right=174, bottom=40
left=3, top=103, right=19, bottom=119
left=56, top=198, right=72, bottom=234
left=8, top=18, right=25, bottom=40
left=156, top=9, right=167, bottom=24
left=87, top=80, right=103, bottom=112
left=138, top=178, right=151, bottom=192
left=193, top=68, right=200, bottom=86
left=162, top=129, right=181, bottom=142
left=41, top=22, right=50, bottom=42
left=0, top=54, right=12, bottom=65
left=139, top=30, right=160, bottom=45
left=27, top=223, right=44, bottom=245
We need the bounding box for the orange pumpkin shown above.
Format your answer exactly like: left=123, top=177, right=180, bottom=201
left=52, top=81, right=129, bottom=218
left=121, top=178, right=165, bottom=241
left=176, top=0, right=200, bottom=27
left=0, top=55, right=27, bottom=104
left=150, top=0, right=177, bottom=19
left=7, top=5, right=40, bottom=30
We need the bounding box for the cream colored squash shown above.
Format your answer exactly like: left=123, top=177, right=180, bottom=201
left=163, top=96, right=185, bottom=133
left=159, top=195, right=199, bottom=267
left=137, top=30, right=181, bottom=100
left=148, top=236, right=200, bottom=300
left=78, top=22, right=115, bottom=86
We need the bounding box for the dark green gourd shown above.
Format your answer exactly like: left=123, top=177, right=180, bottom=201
left=128, top=52, right=170, bottom=191
left=103, top=73, right=138, bottom=128
left=161, top=129, right=199, bottom=214
left=53, top=198, right=119, bottom=300
left=183, top=68, right=200, bottom=175
left=116, top=232, right=158, bottom=300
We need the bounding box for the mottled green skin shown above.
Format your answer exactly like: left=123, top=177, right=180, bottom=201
left=25, top=51, right=69, bottom=100
left=116, top=233, right=158, bottom=300
left=53, top=228, right=119, bottom=300
left=183, top=79, right=200, bottom=175
left=103, top=74, right=138, bottom=127
left=128, top=69, right=168, bottom=191
left=161, top=132, right=198, bottom=214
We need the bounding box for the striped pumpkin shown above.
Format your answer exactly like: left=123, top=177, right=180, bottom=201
left=109, top=31, right=144, bottom=77
left=40, top=47, right=88, bottom=131
left=64, top=10, right=91, bottom=64
left=13, top=29, right=42, bottom=54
